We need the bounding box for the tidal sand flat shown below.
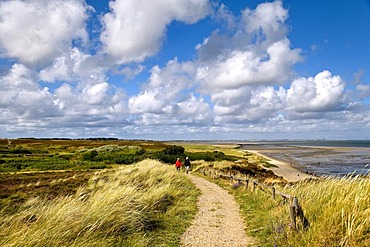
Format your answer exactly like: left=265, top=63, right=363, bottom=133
left=239, top=140, right=370, bottom=177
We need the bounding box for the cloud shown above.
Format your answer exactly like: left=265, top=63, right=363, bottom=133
left=0, top=0, right=368, bottom=139
left=51, top=68, right=128, bottom=119
left=123, top=1, right=352, bottom=133
left=196, top=1, right=301, bottom=91
left=82, top=82, right=110, bottom=105
left=210, top=70, right=347, bottom=126
left=197, top=39, right=301, bottom=90
left=311, top=44, right=319, bottom=52
left=0, top=64, right=61, bottom=123
left=192, top=0, right=301, bottom=125
left=211, top=85, right=285, bottom=124
left=247, top=86, right=285, bottom=119
left=353, top=69, right=365, bottom=85
left=0, top=0, right=89, bottom=66
left=242, top=0, right=288, bottom=45
left=356, top=84, right=370, bottom=98
left=0, top=59, right=128, bottom=133
left=128, top=58, right=211, bottom=125
left=38, top=47, right=110, bottom=86
left=39, top=55, right=71, bottom=82
left=129, top=59, right=196, bottom=114
left=116, top=65, right=145, bottom=80
left=285, top=70, right=345, bottom=113
left=100, top=0, right=212, bottom=64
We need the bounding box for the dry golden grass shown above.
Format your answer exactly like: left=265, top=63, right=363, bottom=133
left=281, top=174, right=370, bottom=246
left=0, top=160, right=199, bottom=246
left=225, top=172, right=370, bottom=247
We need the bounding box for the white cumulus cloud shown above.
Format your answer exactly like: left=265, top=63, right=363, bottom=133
left=196, top=1, right=301, bottom=92
left=0, top=0, right=89, bottom=65
left=0, top=64, right=61, bottom=123
left=100, top=0, right=212, bottom=64
left=129, top=58, right=211, bottom=125
left=285, top=70, right=345, bottom=113
left=129, top=59, right=196, bottom=114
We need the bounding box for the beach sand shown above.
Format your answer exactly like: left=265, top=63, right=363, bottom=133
left=247, top=150, right=316, bottom=182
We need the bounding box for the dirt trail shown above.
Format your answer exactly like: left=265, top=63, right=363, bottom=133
left=180, top=175, right=256, bottom=247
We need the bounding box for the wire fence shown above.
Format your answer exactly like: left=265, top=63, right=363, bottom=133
left=198, top=167, right=309, bottom=230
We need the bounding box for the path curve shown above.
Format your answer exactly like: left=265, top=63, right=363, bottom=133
left=180, top=175, right=256, bottom=247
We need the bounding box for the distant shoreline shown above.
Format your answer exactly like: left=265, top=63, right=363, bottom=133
left=238, top=142, right=370, bottom=178
left=240, top=148, right=316, bottom=182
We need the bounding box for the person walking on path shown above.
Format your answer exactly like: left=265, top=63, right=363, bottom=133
left=184, top=157, right=191, bottom=174
left=175, top=158, right=182, bottom=171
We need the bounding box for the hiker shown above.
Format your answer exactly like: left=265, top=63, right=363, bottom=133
left=175, top=158, right=182, bottom=171
left=184, top=157, right=191, bottom=174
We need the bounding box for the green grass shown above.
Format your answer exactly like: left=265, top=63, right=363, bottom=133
left=260, top=161, right=278, bottom=168
left=0, top=139, right=240, bottom=172
left=0, top=160, right=200, bottom=246
left=0, top=139, right=166, bottom=172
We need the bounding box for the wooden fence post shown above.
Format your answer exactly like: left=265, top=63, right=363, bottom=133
left=293, top=197, right=310, bottom=229
left=216, top=172, right=308, bottom=231
left=293, top=197, right=299, bottom=210
left=290, top=204, right=297, bottom=230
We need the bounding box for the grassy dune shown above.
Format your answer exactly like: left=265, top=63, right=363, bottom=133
left=188, top=155, right=369, bottom=246
left=283, top=174, right=370, bottom=246
left=220, top=173, right=370, bottom=247
left=0, top=160, right=199, bottom=247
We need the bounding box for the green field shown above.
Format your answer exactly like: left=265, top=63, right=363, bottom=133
left=0, top=139, right=247, bottom=173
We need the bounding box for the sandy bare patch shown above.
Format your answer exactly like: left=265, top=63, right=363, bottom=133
left=247, top=150, right=315, bottom=182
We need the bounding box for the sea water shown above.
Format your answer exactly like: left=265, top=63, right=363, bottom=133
left=239, top=140, right=370, bottom=177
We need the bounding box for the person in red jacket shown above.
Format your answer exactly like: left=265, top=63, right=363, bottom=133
left=175, top=157, right=182, bottom=171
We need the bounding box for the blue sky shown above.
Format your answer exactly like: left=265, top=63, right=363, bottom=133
left=0, top=0, right=369, bottom=140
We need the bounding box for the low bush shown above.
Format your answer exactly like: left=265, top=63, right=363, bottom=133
left=9, top=147, right=32, bottom=154
left=187, top=150, right=237, bottom=162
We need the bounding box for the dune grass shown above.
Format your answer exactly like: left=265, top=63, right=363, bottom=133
left=281, top=174, right=370, bottom=246
left=215, top=172, right=370, bottom=247
left=0, top=160, right=199, bottom=247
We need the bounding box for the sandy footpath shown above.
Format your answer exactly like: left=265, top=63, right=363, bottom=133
left=246, top=150, right=315, bottom=182
left=180, top=175, right=256, bottom=247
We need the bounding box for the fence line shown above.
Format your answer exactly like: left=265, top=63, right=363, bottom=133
left=198, top=168, right=309, bottom=230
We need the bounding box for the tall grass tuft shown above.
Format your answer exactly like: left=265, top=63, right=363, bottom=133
left=283, top=174, right=370, bottom=246
left=226, top=172, right=370, bottom=247
left=0, top=159, right=199, bottom=246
